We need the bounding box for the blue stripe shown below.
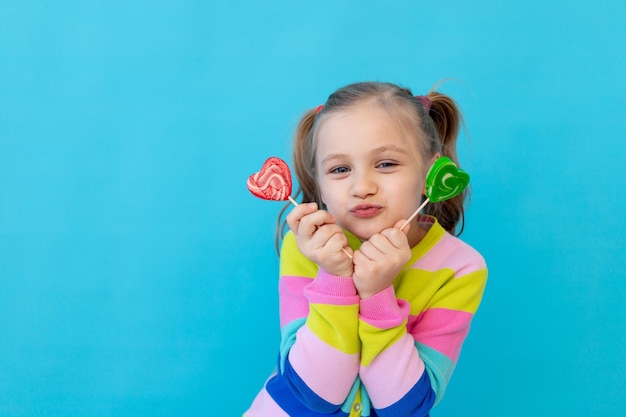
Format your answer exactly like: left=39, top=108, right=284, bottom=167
left=373, top=371, right=435, bottom=417
left=266, top=354, right=349, bottom=416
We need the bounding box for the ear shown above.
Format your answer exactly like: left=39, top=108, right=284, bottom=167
left=430, top=153, right=442, bottom=165
left=422, top=153, right=441, bottom=194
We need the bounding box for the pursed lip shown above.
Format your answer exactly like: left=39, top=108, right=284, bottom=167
left=350, top=204, right=383, bottom=218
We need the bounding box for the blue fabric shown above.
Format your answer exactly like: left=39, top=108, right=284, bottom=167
left=266, top=354, right=349, bottom=416
left=373, top=371, right=435, bottom=417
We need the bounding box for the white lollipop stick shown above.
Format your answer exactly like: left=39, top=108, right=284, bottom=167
left=287, top=196, right=298, bottom=206
left=400, top=198, right=430, bottom=232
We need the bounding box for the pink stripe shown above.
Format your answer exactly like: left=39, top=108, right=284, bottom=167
left=412, top=233, right=486, bottom=276
left=290, top=325, right=360, bottom=404
left=279, top=276, right=311, bottom=327
left=245, top=375, right=290, bottom=416
left=410, top=308, right=473, bottom=362
left=303, top=271, right=359, bottom=305
left=359, top=286, right=410, bottom=329
left=360, top=333, right=425, bottom=408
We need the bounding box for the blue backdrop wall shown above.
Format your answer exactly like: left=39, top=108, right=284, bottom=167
left=1, top=1, right=625, bottom=416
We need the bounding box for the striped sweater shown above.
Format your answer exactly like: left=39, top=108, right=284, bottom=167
left=245, top=216, right=487, bottom=417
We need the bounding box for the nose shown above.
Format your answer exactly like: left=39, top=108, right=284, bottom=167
left=351, top=170, right=377, bottom=198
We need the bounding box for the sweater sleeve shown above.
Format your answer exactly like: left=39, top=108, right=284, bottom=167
left=266, top=231, right=361, bottom=414
left=358, top=285, right=435, bottom=417
left=358, top=264, right=488, bottom=417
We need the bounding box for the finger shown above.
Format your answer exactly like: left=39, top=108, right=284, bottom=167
left=298, top=210, right=336, bottom=238
left=286, top=202, right=318, bottom=233
left=324, top=229, right=350, bottom=254
left=370, top=232, right=399, bottom=252
left=352, top=248, right=370, bottom=266
left=307, top=223, right=342, bottom=250
left=393, top=219, right=410, bottom=235
left=380, top=226, right=410, bottom=249
left=355, top=239, right=383, bottom=261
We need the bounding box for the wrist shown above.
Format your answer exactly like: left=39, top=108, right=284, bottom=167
left=359, top=286, right=410, bottom=329
left=303, top=269, right=359, bottom=304
left=322, top=260, right=353, bottom=279
left=357, top=289, right=377, bottom=300
left=356, top=282, right=391, bottom=300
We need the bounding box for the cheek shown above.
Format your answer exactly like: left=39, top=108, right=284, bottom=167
left=318, top=185, right=333, bottom=206
left=316, top=175, right=326, bottom=204
left=393, top=173, right=423, bottom=195
left=318, top=180, right=344, bottom=208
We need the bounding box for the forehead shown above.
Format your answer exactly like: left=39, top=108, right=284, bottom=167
left=315, top=102, right=421, bottom=157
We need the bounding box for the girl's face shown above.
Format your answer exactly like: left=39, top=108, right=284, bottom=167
left=315, top=101, right=432, bottom=243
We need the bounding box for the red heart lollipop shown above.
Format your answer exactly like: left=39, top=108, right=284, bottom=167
left=247, top=157, right=293, bottom=202
left=247, top=156, right=353, bottom=259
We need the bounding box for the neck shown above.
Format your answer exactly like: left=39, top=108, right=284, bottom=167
left=406, top=216, right=431, bottom=247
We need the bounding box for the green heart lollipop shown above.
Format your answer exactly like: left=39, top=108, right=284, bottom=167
left=425, top=156, right=470, bottom=203
left=401, top=157, right=470, bottom=230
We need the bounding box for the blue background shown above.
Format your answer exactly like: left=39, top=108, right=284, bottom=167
left=1, top=1, right=625, bottom=416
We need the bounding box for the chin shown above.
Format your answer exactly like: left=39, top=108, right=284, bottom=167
left=346, top=226, right=380, bottom=242
left=341, top=219, right=392, bottom=241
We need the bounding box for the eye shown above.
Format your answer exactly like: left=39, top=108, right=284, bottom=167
left=330, top=166, right=350, bottom=174
left=377, top=161, right=398, bottom=169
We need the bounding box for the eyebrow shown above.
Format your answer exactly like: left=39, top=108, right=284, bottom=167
left=369, top=145, right=407, bottom=154
left=320, top=145, right=406, bottom=166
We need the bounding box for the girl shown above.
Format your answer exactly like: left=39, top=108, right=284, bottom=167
left=245, top=81, right=487, bottom=417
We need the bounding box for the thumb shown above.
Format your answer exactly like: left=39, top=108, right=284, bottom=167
left=393, top=219, right=410, bottom=235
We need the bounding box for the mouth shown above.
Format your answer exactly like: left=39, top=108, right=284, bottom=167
left=350, top=204, right=383, bottom=218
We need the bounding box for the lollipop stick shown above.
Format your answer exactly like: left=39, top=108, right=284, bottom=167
left=400, top=198, right=430, bottom=231
left=287, top=196, right=352, bottom=259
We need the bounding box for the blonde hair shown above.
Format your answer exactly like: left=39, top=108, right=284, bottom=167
left=276, top=81, right=468, bottom=252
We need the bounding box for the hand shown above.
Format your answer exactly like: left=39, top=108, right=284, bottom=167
left=352, top=220, right=411, bottom=299
left=286, top=202, right=354, bottom=277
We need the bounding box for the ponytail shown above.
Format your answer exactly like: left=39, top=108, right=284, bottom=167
left=292, top=109, right=319, bottom=205
left=275, top=108, right=319, bottom=253
left=422, top=91, right=468, bottom=235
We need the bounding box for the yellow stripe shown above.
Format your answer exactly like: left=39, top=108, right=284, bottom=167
left=359, top=319, right=407, bottom=366
left=307, top=303, right=360, bottom=354
left=429, top=268, right=487, bottom=312
left=279, top=229, right=363, bottom=277
left=403, top=217, right=446, bottom=266
left=395, top=268, right=487, bottom=314
left=279, top=232, right=319, bottom=278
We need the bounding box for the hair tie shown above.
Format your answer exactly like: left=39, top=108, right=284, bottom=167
left=315, top=105, right=324, bottom=114
left=415, top=95, right=432, bottom=112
